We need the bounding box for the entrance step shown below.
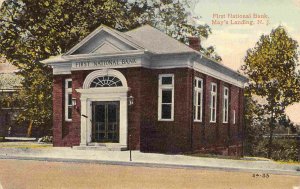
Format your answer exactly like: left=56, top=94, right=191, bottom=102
left=73, top=144, right=127, bottom=151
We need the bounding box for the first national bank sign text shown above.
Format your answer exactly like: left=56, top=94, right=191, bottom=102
left=73, top=58, right=137, bottom=69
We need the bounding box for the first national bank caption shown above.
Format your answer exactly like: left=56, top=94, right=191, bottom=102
left=73, top=58, right=137, bottom=68
left=212, top=13, right=270, bottom=26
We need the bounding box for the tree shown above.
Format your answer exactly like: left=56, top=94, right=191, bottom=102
left=0, top=0, right=138, bottom=136
left=241, top=26, right=300, bottom=158
left=0, top=73, right=22, bottom=137
left=0, top=0, right=220, bottom=136
left=243, top=88, right=266, bottom=156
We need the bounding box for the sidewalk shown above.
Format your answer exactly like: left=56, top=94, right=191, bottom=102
left=0, top=142, right=299, bottom=176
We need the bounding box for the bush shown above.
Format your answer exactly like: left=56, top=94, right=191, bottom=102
left=252, top=138, right=299, bottom=161
left=38, top=136, right=53, bottom=143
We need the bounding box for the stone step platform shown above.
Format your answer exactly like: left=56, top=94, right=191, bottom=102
left=73, top=143, right=127, bottom=151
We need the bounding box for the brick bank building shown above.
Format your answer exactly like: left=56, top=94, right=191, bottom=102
left=42, top=25, right=248, bottom=155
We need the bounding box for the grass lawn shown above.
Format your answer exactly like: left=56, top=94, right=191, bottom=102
left=185, top=152, right=300, bottom=164
left=185, top=152, right=243, bottom=160
left=277, top=160, right=300, bottom=165
left=0, top=142, right=52, bottom=149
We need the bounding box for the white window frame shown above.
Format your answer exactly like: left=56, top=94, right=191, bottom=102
left=233, top=110, right=236, bottom=125
left=194, top=77, right=203, bottom=122
left=158, top=74, right=174, bottom=121
left=210, top=82, right=217, bottom=123
left=223, top=87, right=229, bottom=123
left=65, top=79, right=72, bottom=122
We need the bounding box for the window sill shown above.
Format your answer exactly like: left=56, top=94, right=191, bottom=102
left=158, top=119, right=174, bottom=122
left=210, top=121, right=216, bottom=123
left=65, top=119, right=72, bottom=122
left=194, top=120, right=202, bottom=123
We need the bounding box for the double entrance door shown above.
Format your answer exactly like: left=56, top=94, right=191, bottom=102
left=92, top=101, right=119, bottom=143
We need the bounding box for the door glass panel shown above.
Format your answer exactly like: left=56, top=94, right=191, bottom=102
left=95, top=105, right=105, bottom=122
left=92, top=102, right=119, bottom=143
left=108, top=104, right=117, bottom=122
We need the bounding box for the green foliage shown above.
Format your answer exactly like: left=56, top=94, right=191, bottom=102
left=0, top=73, right=22, bottom=109
left=16, top=68, right=53, bottom=126
left=242, top=27, right=300, bottom=116
left=241, top=26, right=300, bottom=158
left=253, top=138, right=299, bottom=161
left=243, top=91, right=266, bottom=156
left=39, top=135, right=53, bottom=143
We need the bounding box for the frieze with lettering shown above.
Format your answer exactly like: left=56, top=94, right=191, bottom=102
left=72, top=58, right=137, bottom=69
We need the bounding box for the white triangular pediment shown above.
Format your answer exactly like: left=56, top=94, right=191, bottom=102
left=65, top=25, right=144, bottom=55
left=92, top=41, right=121, bottom=54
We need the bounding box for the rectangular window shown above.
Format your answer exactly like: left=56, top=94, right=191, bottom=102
left=210, top=82, right=217, bottom=123
left=158, top=74, right=174, bottom=121
left=65, top=79, right=72, bottom=121
left=233, top=110, right=236, bottom=124
left=194, top=77, right=203, bottom=122
left=223, top=87, right=229, bottom=123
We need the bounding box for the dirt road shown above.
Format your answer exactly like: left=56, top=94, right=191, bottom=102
left=0, top=159, right=298, bottom=189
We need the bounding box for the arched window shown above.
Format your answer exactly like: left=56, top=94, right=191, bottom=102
left=90, top=76, right=123, bottom=88
left=83, top=69, right=128, bottom=89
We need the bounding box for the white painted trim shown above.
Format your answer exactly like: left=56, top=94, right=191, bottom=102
left=50, top=63, right=72, bottom=75
left=233, top=110, right=236, bottom=125
left=48, top=54, right=246, bottom=88
left=66, top=50, right=145, bottom=60
left=194, top=77, right=203, bottom=122
left=210, top=82, right=217, bottom=123
left=65, top=26, right=144, bottom=55
left=194, top=62, right=245, bottom=88
left=65, top=79, right=72, bottom=122
left=77, top=89, right=129, bottom=147
left=76, top=69, right=129, bottom=148
left=71, top=58, right=143, bottom=72
left=76, top=87, right=129, bottom=94
left=83, top=69, right=128, bottom=89
left=223, top=87, right=229, bottom=123
left=158, top=74, right=174, bottom=121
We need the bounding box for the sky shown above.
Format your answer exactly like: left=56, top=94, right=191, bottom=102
left=191, top=0, right=300, bottom=123
left=0, top=0, right=299, bottom=122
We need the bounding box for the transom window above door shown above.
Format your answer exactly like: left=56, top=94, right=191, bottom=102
left=90, top=76, right=123, bottom=88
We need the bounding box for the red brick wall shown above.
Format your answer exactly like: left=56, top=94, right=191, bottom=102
left=116, top=68, right=142, bottom=150
left=53, top=75, right=72, bottom=146
left=140, top=68, right=193, bottom=153
left=53, top=68, right=143, bottom=149
left=192, top=70, right=244, bottom=155
left=52, top=67, right=245, bottom=155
